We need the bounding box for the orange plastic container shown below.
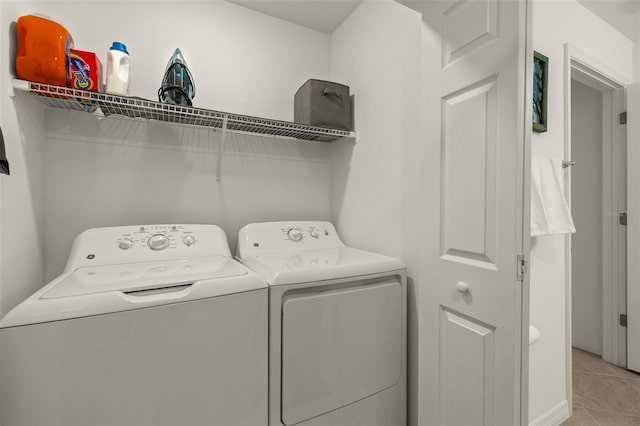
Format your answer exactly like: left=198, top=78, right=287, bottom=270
left=16, top=15, right=74, bottom=86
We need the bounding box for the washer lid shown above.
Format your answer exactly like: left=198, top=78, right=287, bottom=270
left=43, top=256, right=245, bottom=299
left=238, top=247, right=405, bottom=286
left=0, top=257, right=266, bottom=328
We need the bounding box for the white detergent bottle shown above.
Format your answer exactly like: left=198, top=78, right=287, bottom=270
left=105, top=42, right=130, bottom=95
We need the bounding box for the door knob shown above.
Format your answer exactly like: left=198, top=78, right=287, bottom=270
left=456, top=281, right=470, bottom=293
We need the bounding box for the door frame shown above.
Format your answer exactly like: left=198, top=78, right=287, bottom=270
left=563, top=43, right=628, bottom=411
left=521, top=1, right=533, bottom=424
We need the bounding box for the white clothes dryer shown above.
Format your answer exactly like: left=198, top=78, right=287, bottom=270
left=236, top=221, right=406, bottom=426
left=1, top=224, right=268, bottom=426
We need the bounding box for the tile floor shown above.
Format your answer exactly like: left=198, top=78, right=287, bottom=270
left=562, top=347, right=640, bottom=425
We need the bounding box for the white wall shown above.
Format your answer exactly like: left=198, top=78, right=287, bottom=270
left=634, top=27, right=640, bottom=83
left=42, top=112, right=333, bottom=281
left=328, top=1, right=422, bottom=423
left=529, top=1, right=633, bottom=423
left=0, top=1, right=48, bottom=318
left=571, top=80, right=603, bottom=356
left=30, top=1, right=331, bottom=121
left=0, top=2, right=4, bottom=319
left=1, top=1, right=337, bottom=312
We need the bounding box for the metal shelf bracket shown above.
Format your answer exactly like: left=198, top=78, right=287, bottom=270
left=12, top=79, right=354, bottom=143
left=216, top=115, right=228, bottom=182
left=13, top=79, right=356, bottom=182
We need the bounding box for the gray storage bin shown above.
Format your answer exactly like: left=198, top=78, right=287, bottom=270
left=294, top=79, right=352, bottom=131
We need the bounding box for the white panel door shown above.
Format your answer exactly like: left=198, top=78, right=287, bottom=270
left=627, top=82, right=640, bottom=373
left=403, top=0, right=529, bottom=424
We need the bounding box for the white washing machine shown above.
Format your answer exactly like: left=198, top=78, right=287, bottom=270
left=0, top=224, right=268, bottom=426
left=236, top=221, right=406, bottom=426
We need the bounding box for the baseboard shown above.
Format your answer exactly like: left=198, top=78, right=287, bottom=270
left=529, top=400, right=570, bottom=426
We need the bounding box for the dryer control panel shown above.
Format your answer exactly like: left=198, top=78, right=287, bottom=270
left=64, top=224, right=231, bottom=272
left=236, top=221, right=345, bottom=258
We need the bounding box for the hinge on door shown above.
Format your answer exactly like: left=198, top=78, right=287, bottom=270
left=620, top=314, right=628, bottom=327
left=620, top=211, right=628, bottom=226
left=620, top=112, right=627, bottom=125
left=517, top=254, right=528, bottom=281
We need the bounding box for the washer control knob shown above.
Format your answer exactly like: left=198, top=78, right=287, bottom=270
left=287, top=228, right=304, bottom=242
left=309, top=228, right=319, bottom=238
left=148, top=234, right=170, bottom=251
left=118, top=239, right=133, bottom=250
left=183, top=235, right=196, bottom=246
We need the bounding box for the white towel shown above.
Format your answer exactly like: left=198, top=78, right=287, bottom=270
left=530, top=157, right=576, bottom=237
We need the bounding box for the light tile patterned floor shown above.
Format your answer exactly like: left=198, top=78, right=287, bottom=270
left=562, top=347, right=640, bottom=426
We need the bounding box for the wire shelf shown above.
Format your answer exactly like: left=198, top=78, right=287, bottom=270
left=12, top=80, right=354, bottom=143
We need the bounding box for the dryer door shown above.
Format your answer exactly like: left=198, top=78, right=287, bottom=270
left=281, top=279, right=402, bottom=425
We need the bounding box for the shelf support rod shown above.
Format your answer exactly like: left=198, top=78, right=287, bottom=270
left=10, top=79, right=30, bottom=98
left=216, top=115, right=228, bottom=182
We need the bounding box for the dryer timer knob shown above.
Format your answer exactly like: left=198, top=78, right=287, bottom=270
left=183, top=235, right=196, bottom=246
left=287, top=228, right=304, bottom=242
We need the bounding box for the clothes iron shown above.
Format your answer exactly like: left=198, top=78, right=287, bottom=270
left=158, top=48, right=196, bottom=106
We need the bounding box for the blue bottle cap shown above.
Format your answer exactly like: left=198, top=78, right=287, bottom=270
left=109, top=42, right=129, bottom=55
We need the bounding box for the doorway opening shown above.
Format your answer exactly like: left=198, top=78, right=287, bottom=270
left=570, top=77, right=606, bottom=355
left=565, top=44, right=628, bottom=419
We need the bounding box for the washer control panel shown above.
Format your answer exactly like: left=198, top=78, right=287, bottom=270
left=65, top=224, right=231, bottom=271
left=237, top=221, right=344, bottom=258
left=115, top=225, right=198, bottom=252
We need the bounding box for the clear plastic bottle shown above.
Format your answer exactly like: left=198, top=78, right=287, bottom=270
left=105, top=42, right=130, bottom=96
